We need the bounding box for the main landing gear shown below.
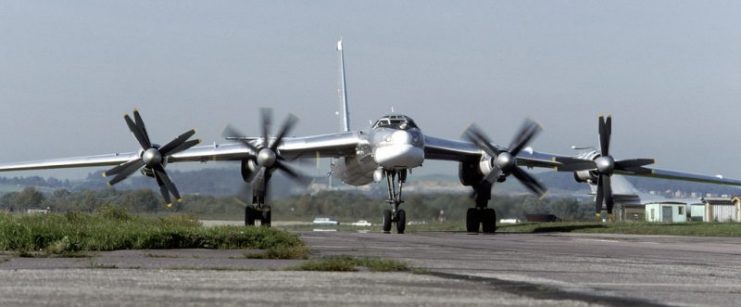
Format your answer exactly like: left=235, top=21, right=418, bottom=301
left=382, top=169, right=407, bottom=234
left=467, top=181, right=497, bottom=233
left=245, top=204, right=271, bottom=227
left=244, top=170, right=272, bottom=227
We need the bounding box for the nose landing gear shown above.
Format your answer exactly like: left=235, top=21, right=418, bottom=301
left=382, top=169, right=407, bottom=234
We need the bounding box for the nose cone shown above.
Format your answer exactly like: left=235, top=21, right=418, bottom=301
left=374, top=131, right=424, bottom=169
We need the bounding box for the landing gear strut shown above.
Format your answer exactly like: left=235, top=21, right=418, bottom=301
left=245, top=170, right=272, bottom=227
left=383, top=169, right=407, bottom=234
left=467, top=181, right=497, bottom=233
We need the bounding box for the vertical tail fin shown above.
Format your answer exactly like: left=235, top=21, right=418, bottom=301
left=337, top=39, right=350, bottom=132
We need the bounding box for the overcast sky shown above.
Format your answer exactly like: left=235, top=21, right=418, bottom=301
left=1, top=1, right=740, bottom=180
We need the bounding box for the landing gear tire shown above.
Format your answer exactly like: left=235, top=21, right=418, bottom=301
left=245, top=206, right=257, bottom=226
left=382, top=209, right=393, bottom=233
left=396, top=209, right=406, bottom=234
left=261, top=209, right=271, bottom=227
left=482, top=208, right=497, bottom=234
left=466, top=208, right=480, bottom=233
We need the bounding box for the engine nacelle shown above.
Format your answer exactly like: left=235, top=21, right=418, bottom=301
left=140, top=167, right=155, bottom=178
left=573, top=170, right=598, bottom=183
left=332, top=154, right=377, bottom=186
left=458, top=154, right=489, bottom=187
left=241, top=159, right=258, bottom=182
left=572, top=151, right=600, bottom=183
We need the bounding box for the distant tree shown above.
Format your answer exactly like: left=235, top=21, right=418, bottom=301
left=14, top=187, right=46, bottom=209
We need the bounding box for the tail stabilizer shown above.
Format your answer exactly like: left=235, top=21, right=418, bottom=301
left=337, top=39, right=350, bottom=132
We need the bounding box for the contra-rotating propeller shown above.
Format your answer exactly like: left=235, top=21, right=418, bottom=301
left=223, top=108, right=307, bottom=187
left=103, top=110, right=201, bottom=206
left=464, top=119, right=547, bottom=197
left=558, top=115, right=654, bottom=216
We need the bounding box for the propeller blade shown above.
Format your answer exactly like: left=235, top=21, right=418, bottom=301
left=270, top=114, right=298, bottom=152
left=159, top=129, right=196, bottom=156
left=154, top=173, right=172, bottom=205
left=508, top=119, right=541, bottom=156
left=464, top=124, right=501, bottom=157
left=623, top=166, right=652, bottom=175
left=124, top=114, right=151, bottom=149
left=274, top=160, right=310, bottom=185
left=595, top=175, right=604, bottom=214
left=261, top=108, right=272, bottom=148
left=223, top=125, right=260, bottom=153
left=598, top=116, right=611, bottom=156
left=154, top=166, right=181, bottom=202
left=603, top=175, right=614, bottom=214
left=553, top=157, right=597, bottom=172
left=107, top=159, right=146, bottom=186
left=104, top=158, right=143, bottom=177
left=165, top=139, right=201, bottom=156
left=510, top=166, right=547, bottom=197
left=614, top=158, right=655, bottom=170
left=133, top=110, right=152, bottom=147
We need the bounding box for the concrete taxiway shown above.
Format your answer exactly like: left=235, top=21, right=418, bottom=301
left=2, top=231, right=741, bottom=306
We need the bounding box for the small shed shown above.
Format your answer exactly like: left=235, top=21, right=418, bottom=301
left=645, top=202, right=687, bottom=223
left=704, top=197, right=738, bottom=222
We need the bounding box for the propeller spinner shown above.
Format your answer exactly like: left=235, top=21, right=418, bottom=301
left=103, top=110, right=201, bottom=206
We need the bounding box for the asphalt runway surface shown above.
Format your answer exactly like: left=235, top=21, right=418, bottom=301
left=3, top=231, right=741, bottom=306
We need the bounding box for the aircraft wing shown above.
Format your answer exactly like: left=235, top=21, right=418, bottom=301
left=0, top=153, right=139, bottom=172
left=276, top=131, right=367, bottom=159
left=423, top=135, right=567, bottom=169
left=0, top=131, right=365, bottom=172
left=616, top=168, right=741, bottom=187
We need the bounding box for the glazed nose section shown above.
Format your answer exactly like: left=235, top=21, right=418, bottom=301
left=374, top=131, right=425, bottom=169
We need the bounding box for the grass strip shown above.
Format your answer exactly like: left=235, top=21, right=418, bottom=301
left=0, top=210, right=303, bottom=254
left=290, top=256, right=410, bottom=272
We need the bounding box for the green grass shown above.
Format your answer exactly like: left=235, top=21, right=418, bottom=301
left=0, top=210, right=304, bottom=255
left=242, top=245, right=311, bottom=260
left=497, top=221, right=741, bottom=237
left=290, top=256, right=411, bottom=272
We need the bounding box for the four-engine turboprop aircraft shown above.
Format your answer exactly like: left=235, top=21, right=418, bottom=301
left=1, top=40, right=741, bottom=233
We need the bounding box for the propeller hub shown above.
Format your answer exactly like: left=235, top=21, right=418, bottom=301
left=142, top=148, right=163, bottom=168
left=257, top=148, right=277, bottom=167
left=595, top=156, right=615, bottom=175
left=494, top=152, right=515, bottom=171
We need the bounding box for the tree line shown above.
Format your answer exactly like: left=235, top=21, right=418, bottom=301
left=0, top=187, right=596, bottom=222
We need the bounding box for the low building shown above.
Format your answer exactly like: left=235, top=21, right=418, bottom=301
left=704, top=197, right=738, bottom=222
left=645, top=202, right=687, bottom=223
left=618, top=204, right=645, bottom=222
left=689, top=203, right=706, bottom=222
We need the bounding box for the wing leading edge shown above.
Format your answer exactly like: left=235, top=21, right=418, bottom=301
left=0, top=131, right=366, bottom=172
left=423, top=134, right=741, bottom=188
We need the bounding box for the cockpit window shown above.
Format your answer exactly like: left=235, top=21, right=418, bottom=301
left=372, top=116, right=419, bottom=130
